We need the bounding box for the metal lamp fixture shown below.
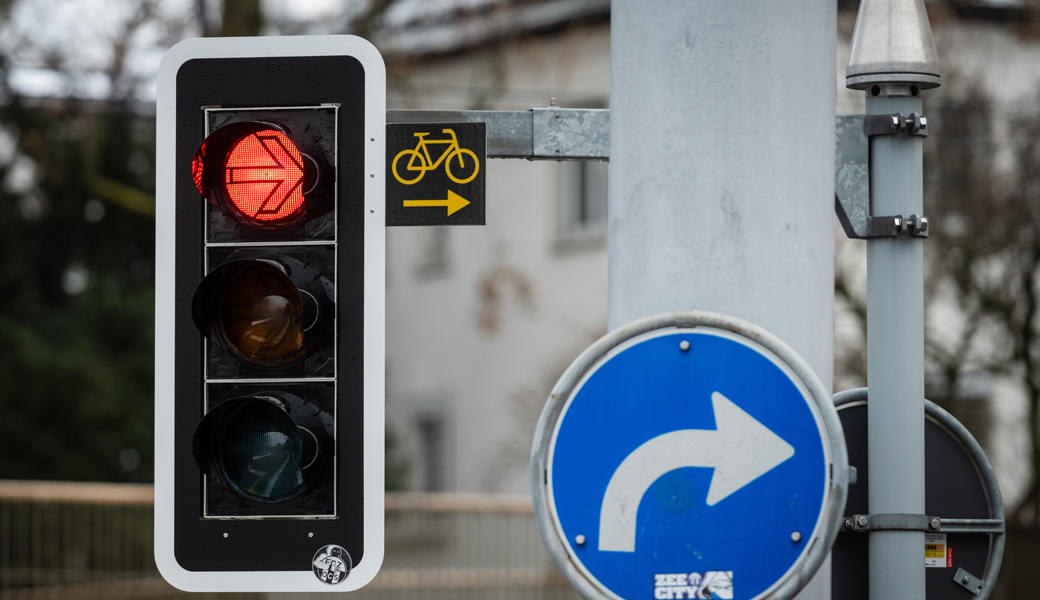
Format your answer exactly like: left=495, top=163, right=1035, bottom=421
left=846, top=0, right=941, bottom=90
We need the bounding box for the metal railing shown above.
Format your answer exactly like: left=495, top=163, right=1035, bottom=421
left=0, top=481, right=577, bottom=600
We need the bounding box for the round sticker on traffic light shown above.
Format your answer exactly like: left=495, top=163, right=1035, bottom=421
left=312, top=544, right=351, bottom=585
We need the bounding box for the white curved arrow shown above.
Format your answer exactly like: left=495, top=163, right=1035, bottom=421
left=597, top=392, right=795, bottom=552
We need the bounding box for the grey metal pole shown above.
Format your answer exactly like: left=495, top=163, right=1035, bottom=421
left=866, top=90, right=926, bottom=600
left=610, top=1, right=836, bottom=599
left=845, top=1, right=940, bottom=599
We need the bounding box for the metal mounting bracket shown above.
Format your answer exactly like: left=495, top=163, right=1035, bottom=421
left=843, top=513, right=1005, bottom=534
left=864, top=112, right=928, bottom=138
left=531, top=107, right=610, bottom=160
left=835, top=115, right=871, bottom=238
left=382, top=109, right=932, bottom=240
left=386, top=107, right=609, bottom=161
left=954, top=567, right=985, bottom=595
left=835, top=115, right=931, bottom=239
left=867, top=214, right=929, bottom=238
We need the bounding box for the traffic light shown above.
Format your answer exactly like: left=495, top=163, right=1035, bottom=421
left=154, top=36, right=385, bottom=592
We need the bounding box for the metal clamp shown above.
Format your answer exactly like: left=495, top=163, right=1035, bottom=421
left=844, top=513, right=929, bottom=531
left=864, top=112, right=928, bottom=138
left=866, top=215, right=903, bottom=237
left=843, top=514, right=1004, bottom=533
left=835, top=115, right=931, bottom=240
left=955, top=567, right=985, bottom=595
left=906, top=214, right=929, bottom=236
left=865, top=214, right=929, bottom=238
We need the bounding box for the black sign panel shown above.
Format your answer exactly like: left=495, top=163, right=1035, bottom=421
left=386, top=122, right=486, bottom=226
left=832, top=396, right=996, bottom=600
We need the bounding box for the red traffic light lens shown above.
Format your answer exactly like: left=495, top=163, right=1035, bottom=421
left=192, top=123, right=310, bottom=230
left=224, top=129, right=305, bottom=223
left=192, top=150, right=205, bottom=195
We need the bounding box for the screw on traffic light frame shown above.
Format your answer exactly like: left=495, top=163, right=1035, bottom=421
left=191, top=256, right=335, bottom=369
left=192, top=121, right=332, bottom=232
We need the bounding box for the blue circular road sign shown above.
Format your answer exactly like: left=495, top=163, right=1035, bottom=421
left=531, top=312, right=847, bottom=600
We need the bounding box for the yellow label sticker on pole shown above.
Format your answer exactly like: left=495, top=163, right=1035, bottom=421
left=925, top=533, right=947, bottom=568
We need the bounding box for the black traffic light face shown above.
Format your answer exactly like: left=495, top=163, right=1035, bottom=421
left=191, top=108, right=340, bottom=519
left=167, top=53, right=369, bottom=577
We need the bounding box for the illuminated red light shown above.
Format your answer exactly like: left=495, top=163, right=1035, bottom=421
left=192, top=146, right=206, bottom=194
left=223, top=130, right=306, bottom=224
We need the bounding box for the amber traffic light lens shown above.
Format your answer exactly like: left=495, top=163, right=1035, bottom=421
left=218, top=263, right=306, bottom=367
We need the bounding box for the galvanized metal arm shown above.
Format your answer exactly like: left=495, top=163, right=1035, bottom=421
left=387, top=107, right=609, bottom=161
left=844, top=514, right=1004, bottom=534
left=387, top=108, right=930, bottom=242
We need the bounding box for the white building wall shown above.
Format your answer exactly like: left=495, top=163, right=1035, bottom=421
left=385, top=25, right=611, bottom=494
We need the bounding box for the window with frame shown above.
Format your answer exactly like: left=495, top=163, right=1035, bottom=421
left=557, top=158, right=608, bottom=248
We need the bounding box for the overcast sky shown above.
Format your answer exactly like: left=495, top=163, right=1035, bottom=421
left=2, top=0, right=348, bottom=101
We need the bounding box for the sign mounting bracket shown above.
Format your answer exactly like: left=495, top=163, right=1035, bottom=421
left=843, top=514, right=1005, bottom=534
left=387, top=107, right=609, bottom=161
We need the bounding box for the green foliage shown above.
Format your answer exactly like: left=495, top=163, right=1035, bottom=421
left=0, top=97, right=156, bottom=483
left=385, top=427, right=410, bottom=491
left=220, top=0, right=262, bottom=37
left=0, top=0, right=271, bottom=485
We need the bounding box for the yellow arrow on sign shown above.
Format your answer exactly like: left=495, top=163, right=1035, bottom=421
left=403, top=190, right=470, bottom=216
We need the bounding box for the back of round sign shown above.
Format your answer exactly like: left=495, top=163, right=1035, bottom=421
left=831, top=388, right=1004, bottom=600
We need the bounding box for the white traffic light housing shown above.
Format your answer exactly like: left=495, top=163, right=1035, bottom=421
left=155, top=36, right=385, bottom=592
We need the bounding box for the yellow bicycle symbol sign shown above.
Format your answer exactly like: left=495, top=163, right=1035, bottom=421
left=392, top=128, right=480, bottom=185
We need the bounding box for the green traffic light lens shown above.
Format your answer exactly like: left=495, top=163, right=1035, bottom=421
left=218, top=400, right=306, bottom=504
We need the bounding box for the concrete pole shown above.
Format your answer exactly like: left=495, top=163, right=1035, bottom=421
left=845, top=1, right=940, bottom=599
left=609, top=2, right=836, bottom=599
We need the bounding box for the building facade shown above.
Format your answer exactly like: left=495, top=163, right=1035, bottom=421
left=376, top=1, right=1040, bottom=520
